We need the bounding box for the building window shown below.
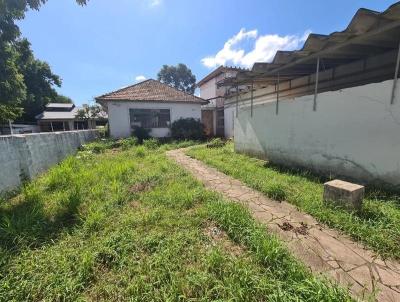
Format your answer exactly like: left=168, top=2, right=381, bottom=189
left=129, top=109, right=171, bottom=128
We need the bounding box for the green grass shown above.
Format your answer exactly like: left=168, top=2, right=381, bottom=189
left=0, top=139, right=351, bottom=301
left=187, top=142, right=400, bottom=260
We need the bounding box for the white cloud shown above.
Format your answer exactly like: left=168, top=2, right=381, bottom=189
left=149, top=0, right=162, bottom=7
left=201, top=28, right=311, bottom=69
left=135, top=75, right=146, bottom=82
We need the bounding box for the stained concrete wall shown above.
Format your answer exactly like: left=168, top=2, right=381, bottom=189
left=231, top=79, right=400, bottom=188
left=0, top=130, right=98, bottom=194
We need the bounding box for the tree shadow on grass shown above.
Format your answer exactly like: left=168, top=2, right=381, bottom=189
left=263, top=162, right=400, bottom=203
left=263, top=161, right=328, bottom=183
left=0, top=189, right=82, bottom=263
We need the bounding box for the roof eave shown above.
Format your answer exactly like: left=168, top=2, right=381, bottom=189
left=95, top=98, right=208, bottom=105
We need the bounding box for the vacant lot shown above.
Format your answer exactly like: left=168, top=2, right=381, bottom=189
left=0, top=140, right=351, bottom=301
left=187, top=142, right=400, bottom=260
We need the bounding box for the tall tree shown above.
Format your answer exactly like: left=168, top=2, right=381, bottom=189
left=54, top=95, right=73, bottom=104
left=0, top=0, right=87, bottom=123
left=15, top=39, right=62, bottom=122
left=157, top=63, right=196, bottom=94
left=0, top=42, right=25, bottom=122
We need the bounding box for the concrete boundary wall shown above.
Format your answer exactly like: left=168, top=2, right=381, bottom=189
left=0, top=130, right=98, bottom=194
left=232, top=79, right=400, bottom=188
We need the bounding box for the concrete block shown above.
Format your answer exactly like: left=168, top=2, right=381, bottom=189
left=323, top=179, right=364, bottom=211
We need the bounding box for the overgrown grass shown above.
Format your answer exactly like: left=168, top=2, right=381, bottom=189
left=187, top=142, right=400, bottom=260
left=0, top=140, right=351, bottom=301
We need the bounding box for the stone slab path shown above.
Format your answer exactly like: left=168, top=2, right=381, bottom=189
left=166, top=148, right=400, bottom=302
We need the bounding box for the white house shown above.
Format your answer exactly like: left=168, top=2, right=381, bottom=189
left=197, top=66, right=247, bottom=138
left=96, top=79, right=207, bottom=138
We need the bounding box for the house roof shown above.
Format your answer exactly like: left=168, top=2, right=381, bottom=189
left=197, top=66, right=248, bottom=87
left=95, top=79, right=207, bottom=104
left=35, top=106, right=79, bottom=120
left=35, top=104, right=108, bottom=121
left=45, top=103, right=75, bottom=109
left=220, top=1, right=400, bottom=87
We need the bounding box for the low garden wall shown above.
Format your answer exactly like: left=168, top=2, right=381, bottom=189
left=0, top=130, right=98, bottom=194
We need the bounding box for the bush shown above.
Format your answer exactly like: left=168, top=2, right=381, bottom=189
left=171, top=118, right=205, bottom=140
left=132, top=126, right=151, bottom=144
left=120, top=137, right=138, bottom=150
left=206, top=138, right=226, bottom=148
left=143, top=138, right=159, bottom=150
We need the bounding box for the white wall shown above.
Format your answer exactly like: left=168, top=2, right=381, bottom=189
left=199, top=78, right=217, bottom=100
left=231, top=79, right=400, bottom=187
left=0, top=130, right=98, bottom=194
left=107, top=101, right=202, bottom=138
left=224, top=105, right=235, bottom=138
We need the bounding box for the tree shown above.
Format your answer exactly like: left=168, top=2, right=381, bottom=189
left=0, top=43, right=25, bottom=123
left=15, top=39, right=62, bottom=122
left=157, top=63, right=196, bottom=94
left=75, top=104, right=105, bottom=129
left=54, top=95, right=73, bottom=104
left=0, top=0, right=87, bottom=123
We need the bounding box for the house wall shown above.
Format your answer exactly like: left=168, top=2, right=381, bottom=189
left=224, top=105, right=235, bottom=138
left=230, top=79, right=400, bottom=188
left=0, top=130, right=98, bottom=194
left=199, top=78, right=217, bottom=101
left=107, top=101, right=202, bottom=138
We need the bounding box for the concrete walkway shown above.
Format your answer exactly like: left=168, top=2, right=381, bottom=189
left=166, top=148, right=400, bottom=302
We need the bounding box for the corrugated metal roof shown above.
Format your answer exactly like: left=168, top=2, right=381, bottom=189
left=221, top=2, right=400, bottom=86
left=36, top=106, right=108, bottom=121
left=96, top=79, right=207, bottom=104
left=36, top=107, right=79, bottom=120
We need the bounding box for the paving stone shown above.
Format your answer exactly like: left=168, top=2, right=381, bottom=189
left=347, top=265, right=374, bottom=291
left=376, top=266, right=400, bottom=287
left=376, top=285, right=400, bottom=302
left=166, top=149, right=400, bottom=302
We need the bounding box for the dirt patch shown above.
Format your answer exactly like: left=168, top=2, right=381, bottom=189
left=279, top=221, right=294, bottom=231
left=129, top=180, right=156, bottom=193
left=204, top=222, right=245, bottom=256
left=278, top=221, right=309, bottom=235
left=129, top=200, right=141, bottom=208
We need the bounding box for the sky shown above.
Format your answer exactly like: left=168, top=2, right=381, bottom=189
left=19, top=0, right=397, bottom=105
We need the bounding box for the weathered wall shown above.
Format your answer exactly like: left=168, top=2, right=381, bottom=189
left=232, top=79, right=400, bottom=187
left=107, top=101, right=202, bottom=138
left=224, top=105, right=235, bottom=138
left=0, top=130, right=98, bottom=194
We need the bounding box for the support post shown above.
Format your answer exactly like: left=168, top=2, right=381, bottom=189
left=236, top=85, right=239, bottom=117
left=313, top=57, right=320, bottom=111
left=50, top=122, right=54, bottom=132
left=250, top=80, right=254, bottom=117
left=276, top=72, right=280, bottom=115
left=390, top=40, right=400, bottom=105
left=8, top=120, right=13, bottom=135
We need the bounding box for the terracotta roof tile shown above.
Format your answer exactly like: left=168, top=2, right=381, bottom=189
left=96, top=79, right=207, bottom=104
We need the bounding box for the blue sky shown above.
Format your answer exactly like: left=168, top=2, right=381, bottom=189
left=19, top=0, right=396, bottom=105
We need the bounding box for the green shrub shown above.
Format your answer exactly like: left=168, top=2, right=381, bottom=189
left=206, top=138, right=226, bottom=148
left=171, top=118, right=205, bottom=140
left=121, top=137, right=138, bottom=150
left=132, top=126, right=151, bottom=144
left=143, top=138, right=159, bottom=150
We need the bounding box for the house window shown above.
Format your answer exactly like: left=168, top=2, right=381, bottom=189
left=129, top=109, right=171, bottom=128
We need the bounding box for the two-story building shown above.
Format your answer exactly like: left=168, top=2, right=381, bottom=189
left=198, top=66, right=245, bottom=138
